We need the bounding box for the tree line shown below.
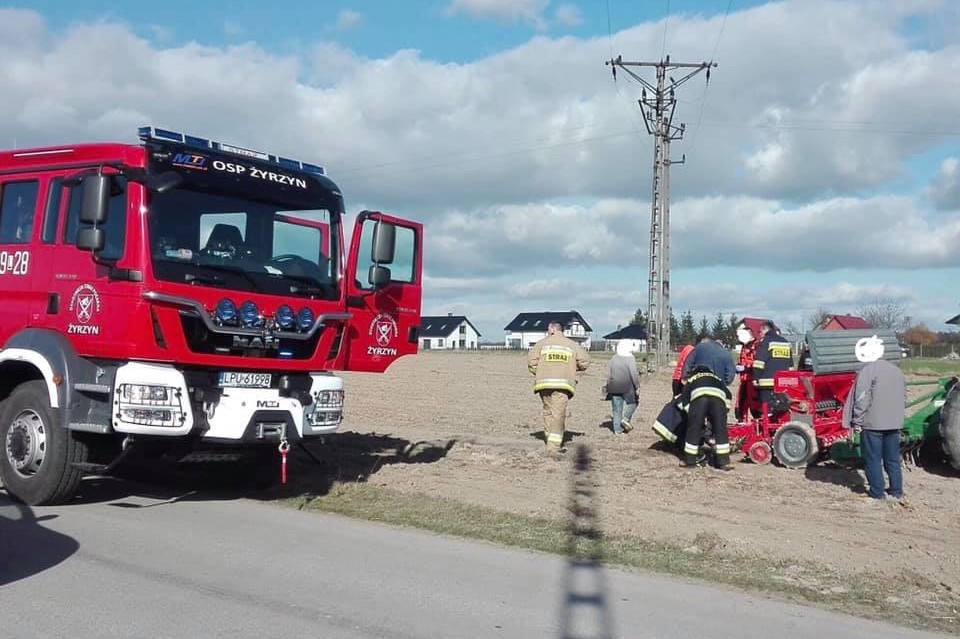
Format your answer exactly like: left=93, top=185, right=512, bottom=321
left=627, top=298, right=959, bottom=352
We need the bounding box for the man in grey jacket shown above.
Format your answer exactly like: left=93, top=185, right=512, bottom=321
left=844, top=335, right=907, bottom=501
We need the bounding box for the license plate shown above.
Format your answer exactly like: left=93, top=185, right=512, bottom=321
left=218, top=372, right=272, bottom=388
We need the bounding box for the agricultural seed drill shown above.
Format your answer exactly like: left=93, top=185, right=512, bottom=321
left=727, top=328, right=960, bottom=469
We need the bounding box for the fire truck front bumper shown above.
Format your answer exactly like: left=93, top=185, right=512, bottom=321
left=111, top=362, right=344, bottom=442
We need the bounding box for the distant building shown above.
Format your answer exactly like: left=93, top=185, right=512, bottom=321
left=419, top=314, right=481, bottom=350
left=817, top=314, right=871, bottom=330
left=504, top=311, right=592, bottom=349
left=602, top=324, right=647, bottom=353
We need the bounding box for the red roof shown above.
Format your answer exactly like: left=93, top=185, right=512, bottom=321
left=823, top=315, right=871, bottom=329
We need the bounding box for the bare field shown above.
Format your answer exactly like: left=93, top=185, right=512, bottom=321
left=336, top=351, right=960, bottom=595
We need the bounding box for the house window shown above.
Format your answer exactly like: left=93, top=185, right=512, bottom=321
left=437, top=338, right=444, bottom=347
left=459, top=324, right=466, bottom=335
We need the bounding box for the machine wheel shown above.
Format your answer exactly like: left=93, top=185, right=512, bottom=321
left=747, top=441, right=772, bottom=465
left=941, top=383, right=960, bottom=471
left=772, top=421, right=819, bottom=469
left=0, top=381, right=88, bottom=505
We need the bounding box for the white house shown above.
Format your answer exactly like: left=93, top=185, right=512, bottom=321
left=504, top=311, right=593, bottom=349
left=602, top=324, right=647, bottom=353
left=418, top=314, right=481, bottom=350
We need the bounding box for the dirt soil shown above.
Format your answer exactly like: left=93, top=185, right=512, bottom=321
left=336, top=351, right=960, bottom=593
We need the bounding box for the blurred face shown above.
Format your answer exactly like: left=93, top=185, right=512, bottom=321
left=736, top=326, right=753, bottom=344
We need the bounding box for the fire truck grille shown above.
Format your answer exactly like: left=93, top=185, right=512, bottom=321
left=179, top=315, right=322, bottom=360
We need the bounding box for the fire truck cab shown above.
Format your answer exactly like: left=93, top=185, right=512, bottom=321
left=0, top=126, right=423, bottom=505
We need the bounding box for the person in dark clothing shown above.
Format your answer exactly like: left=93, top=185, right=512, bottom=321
left=679, top=367, right=734, bottom=470
left=681, top=334, right=735, bottom=385
left=751, top=321, right=792, bottom=416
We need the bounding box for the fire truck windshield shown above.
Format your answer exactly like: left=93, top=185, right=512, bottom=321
left=147, top=187, right=340, bottom=300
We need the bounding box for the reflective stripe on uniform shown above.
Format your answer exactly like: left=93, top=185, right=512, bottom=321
left=546, top=432, right=564, bottom=445
left=715, top=443, right=731, bottom=454
left=687, top=371, right=721, bottom=384
left=652, top=420, right=677, bottom=443
left=752, top=360, right=765, bottom=370
left=689, top=387, right=731, bottom=408
left=534, top=379, right=575, bottom=394
left=684, top=442, right=700, bottom=456
left=756, top=378, right=774, bottom=388
left=690, top=387, right=728, bottom=402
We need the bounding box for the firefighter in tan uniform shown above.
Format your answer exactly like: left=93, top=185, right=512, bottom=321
left=527, top=322, right=590, bottom=455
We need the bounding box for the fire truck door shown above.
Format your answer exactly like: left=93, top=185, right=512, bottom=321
left=341, top=211, right=422, bottom=373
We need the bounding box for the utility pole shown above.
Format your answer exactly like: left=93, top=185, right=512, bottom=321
left=605, top=55, right=716, bottom=372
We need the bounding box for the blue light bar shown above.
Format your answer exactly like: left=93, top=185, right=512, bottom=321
left=137, top=125, right=325, bottom=176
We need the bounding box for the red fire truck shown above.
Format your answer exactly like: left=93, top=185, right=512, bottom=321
left=0, top=126, right=423, bottom=505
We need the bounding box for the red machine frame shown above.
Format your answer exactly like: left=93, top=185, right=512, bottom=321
left=728, top=369, right=857, bottom=467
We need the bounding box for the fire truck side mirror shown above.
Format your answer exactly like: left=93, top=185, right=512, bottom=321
left=76, top=227, right=105, bottom=252
left=368, top=264, right=391, bottom=288
left=370, top=220, right=396, bottom=264
left=80, top=175, right=110, bottom=225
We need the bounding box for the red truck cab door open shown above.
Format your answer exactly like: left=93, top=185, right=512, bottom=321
left=341, top=210, right=422, bottom=373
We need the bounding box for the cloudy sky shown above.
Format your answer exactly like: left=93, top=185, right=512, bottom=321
left=5, top=0, right=960, bottom=340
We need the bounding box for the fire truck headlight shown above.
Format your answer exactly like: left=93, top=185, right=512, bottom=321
left=296, top=307, right=315, bottom=333
left=315, top=390, right=344, bottom=407
left=275, top=304, right=295, bottom=330
left=120, top=384, right=173, bottom=404
left=215, top=298, right=238, bottom=325
left=239, top=300, right=263, bottom=328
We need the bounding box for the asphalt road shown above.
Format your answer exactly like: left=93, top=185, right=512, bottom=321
left=0, top=480, right=951, bottom=639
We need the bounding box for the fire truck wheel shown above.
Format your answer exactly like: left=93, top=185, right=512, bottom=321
left=747, top=441, right=772, bottom=465
left=941, top=383, right=960, bottom=471
left=0, top=381, right=88, bottom=506
left=772, top=421, right=819, bottom=469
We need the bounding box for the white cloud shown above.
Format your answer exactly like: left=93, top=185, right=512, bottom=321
left=444, top=0, right=549, bottom=28
left=3, top=4, right=959, bottom=337
left=929, top=157, right=960, bottom=210
left=554, top=4, right=583, bottom=27
left=335, top=9, right=363, bottom=31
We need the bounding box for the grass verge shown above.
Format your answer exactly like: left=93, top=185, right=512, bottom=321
left=902, top=358, right=960, bottom=377
left=280, top=483, right=959, bottom=635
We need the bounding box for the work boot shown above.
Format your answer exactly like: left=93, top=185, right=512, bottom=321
left=546, top=445, right=567, bottom=459
left=680, top=453, right=700, bottom=468
left=714, top=454, right=734, bottom=471
left=621, top=419, right=633, bottom=433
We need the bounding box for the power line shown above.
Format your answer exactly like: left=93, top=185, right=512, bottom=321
left=333, top=119, right=960, bottom=180
left=337, top=129, right=641, bottom=181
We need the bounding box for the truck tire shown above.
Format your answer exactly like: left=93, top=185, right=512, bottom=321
left=940, top=383, right=960, bottom=471
left=0, top=380, right=88, bottom=505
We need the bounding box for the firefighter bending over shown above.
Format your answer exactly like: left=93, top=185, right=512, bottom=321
left=681, top=366, right=734, bottom=470
left=751, top=321, right=793, bottom=414
left=528, top=322, right=590, bottom=455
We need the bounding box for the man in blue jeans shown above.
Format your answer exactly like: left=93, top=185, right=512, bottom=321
left=846, top=335, right=907, bottom=501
